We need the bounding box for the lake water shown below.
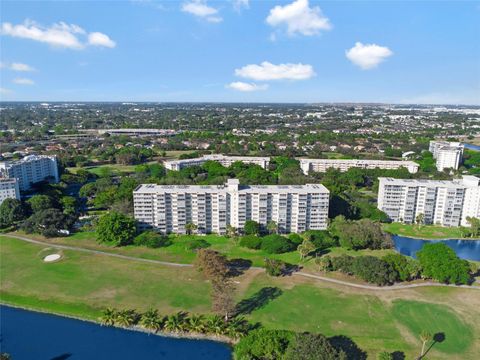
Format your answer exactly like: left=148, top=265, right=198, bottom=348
left=393, top=235, right=480, bottom=261
left=0, top=306, right=232, bottom=360
left=463, top=143, right=480, bottom=151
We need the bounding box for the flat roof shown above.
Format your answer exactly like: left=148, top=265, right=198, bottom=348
left=379, top=176, right=479, bottom=188
left=299, top=158, right=418, bottom=166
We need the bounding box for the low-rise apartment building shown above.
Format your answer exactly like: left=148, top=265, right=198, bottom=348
left=134, top=179, right=329, bottom=234
left=299, top=158, right=419, bottom=175
left=378, top=176, right=480, bottom=227
left=0, top=178, right=20, bottom=205
left=163, top=154, right=270, bottom=171
left=0, top=155, right=59, bottom=191
left=429, top=141, right=464, bottom=171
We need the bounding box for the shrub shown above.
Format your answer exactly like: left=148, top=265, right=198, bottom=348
left=383, top=253, right=418, bottom=282
left=302, top=230, right=337, bottom=250
left=239, top=235, right=262, bottom=249
left=234, top=329, right=294, bottom=360
left=288, top=233, right=303, bottom=247
left=260, top=234, right=296, bottom=254
left=185, top=238, right=210, bottom=251
left=285, top=333, right=347, bottom=360
left=244, top=220, right=260, bottom=235
left=351, top=256, right=398, bottom=286
left=330, top=255, right=355, bottom=274
left=133, top=231, right=171, bottom=248
left=265, top=259, right=287, bottom=277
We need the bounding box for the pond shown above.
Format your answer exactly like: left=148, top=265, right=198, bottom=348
left=463, top=143, right=480, bottom=151
left=0, top=306, right=232, bottom=360
left=393, top=235, right=480, bottom=261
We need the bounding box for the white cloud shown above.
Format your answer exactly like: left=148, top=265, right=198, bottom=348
left=88, top=32, right=116, bottom=48
left=266, top=0, right=331, bottom=36
left=0, top=87, right=13, bottom=94
left=346, top=42, right=393, bottom=70
left=227, top=82, right=268, bottom=92
left=235, top=61, right=315, bottom=81
left=10, top=62, right=35, bottom=72
left=0, top=20, right=116, bottom=50
left=181, top=1, right=223, bottom=23
left=233, top=0, right=249, bottom=11
left=13, top=77, right=35, bottom=85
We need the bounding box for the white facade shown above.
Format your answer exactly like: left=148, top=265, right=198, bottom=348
left=429, top=141, right=464, bottom=171
left=0, top=178, right=20, bottom=205
left=134, top=179, right=329, bottom=234
left=0, top=155, right=60, bottom=191
left=299, top=158, right=419, bottom=175
left=164, top=154, right=270, bottom=171
left=378, top=176, right=480, bottom=227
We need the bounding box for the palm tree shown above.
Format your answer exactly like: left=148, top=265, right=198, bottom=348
left=225, top=316, right=249, bottom=339
left=206, top=315, right=225, bottom=335
left=419, top=330, right=432, bottom=359
left=99, top=307, right=117, bottom=326
left=164, top=312, right=185, bottom=333
left=115, top=309, right=138, bottom=328
left=298, top=239, right=316, bottom=260
left=187, top=314, right=206, bottom=333
left=140, top=309, right=162, bottom=333
left=185, top=222, right=198, bottom=235
left=267, top=220, right=278, bottom=234
left=415, top=213, right=425, bottom=228
left=226, top=225, right=237, bottom=238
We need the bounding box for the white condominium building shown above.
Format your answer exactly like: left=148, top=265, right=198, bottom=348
left=299, top=158, right=419, bottom=175
left=0, top=155, right=60, bottom=191
left=134, top=179, right=329, bottom=234
left=0, top=178, right=20, bottom=205
left=428, top=141, right=464, bottom=171
left=378, top=176, right=480, bottom=227
left=164, top=154, right=270, bottom=171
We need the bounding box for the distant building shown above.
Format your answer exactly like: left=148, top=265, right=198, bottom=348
left=0, top=178, right=20, bottom=205
left=134, top=179, right=329, bottom=234
left=94, top=128, right=180, bottom=137
left=429, top=141, right=464, bottom=171
left=378, top=176, right=480, bottom=227
left=298, top=158, right=419, bottom=175
left=0, top=155, right=59, bottom=191
left=163, top=154, right=270, bottom=171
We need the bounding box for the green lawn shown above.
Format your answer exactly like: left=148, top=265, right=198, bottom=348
left=1, top=236, right=478, bottom=359
left=383, top=222, right=468, bottom=239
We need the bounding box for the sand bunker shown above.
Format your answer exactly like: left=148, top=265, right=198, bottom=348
left=44, top=254, right=61, bottom=262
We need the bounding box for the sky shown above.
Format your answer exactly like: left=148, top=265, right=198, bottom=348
left=0, top=0, right=479, bottom=104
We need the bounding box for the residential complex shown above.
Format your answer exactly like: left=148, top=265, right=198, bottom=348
left=0, top=178, right=20, bottom=205
left=163, top=154, right=270, bottom=171
left=378, top=176, right=480, bottom=227
left=134, top=178, right=329, bottom=234
left=429, top=141, right=464, bottom=171
left=299, top=158, right=419, bottom=175
left=0, top=155, right=60, bottom=191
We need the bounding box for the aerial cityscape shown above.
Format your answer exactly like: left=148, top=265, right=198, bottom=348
left=1, top=1, right=479, bottom=360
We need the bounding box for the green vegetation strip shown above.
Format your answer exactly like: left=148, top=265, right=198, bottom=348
left=383, top=223, right=468, bottom=239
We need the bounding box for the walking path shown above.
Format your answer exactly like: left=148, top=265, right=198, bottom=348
left=2, top=234, right=479, bottom=291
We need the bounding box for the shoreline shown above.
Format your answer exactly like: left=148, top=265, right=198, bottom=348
left=389, top=233, right=480, bottom=241
left=0, top=302, right=236, bottom=347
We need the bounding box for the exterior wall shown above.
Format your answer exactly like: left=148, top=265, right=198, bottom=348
left=429, top=141, right=464, bottom=171
left=0, top=178, right=20, bottom=205
left=299, top=159, right=419, bottom=175
left=134, top=180, right=329, bottom=234
left=0, top=155, right=59, bottom=191
left=378, top=176, right=480, bottom=227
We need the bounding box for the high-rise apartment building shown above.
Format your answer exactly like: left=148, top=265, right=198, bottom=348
left=378, top=176, right=480, bottom=227
left=299, top=158, right=419, bottom=175
left=163, top=154, right=270, bottom=171
left=0, top=155, right=60, bottom=191
left=134, top=179, right=329, bottom=234
left=0, top=178, right=20, bottom=205
left=429, top=141, right=464, bottom=171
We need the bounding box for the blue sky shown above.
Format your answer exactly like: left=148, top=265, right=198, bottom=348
left=1, top=0, right=479, bottom=104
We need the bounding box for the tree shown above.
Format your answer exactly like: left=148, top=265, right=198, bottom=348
left=27, top=194, right=55, bottom=213
left=285, top=333, right=347, bottom=360
left=140, top=309, right=162, bottom=332
left=265, top=258, right=287, bottom=277
left=417, top=243, right=471, bottom=284
left=60, top=196, right=78, bottom=216
left=0, top=198, right=26, bottom=227
left=419, top=330, right=432, bottom=359
left=226, top=224, right=237, bottom=238
left=115, top=309, right=138, bottom=328
left=211, top=278, right=236, bottom=321
left=243, top=220, right=260, bottom=235
left=100, top=307, right=117, bottom=326
left=234, top=329, right=294, bottom=360
left=260, top=234, right=296, bottom=254
left=185, top=222, right=198, bottom=235
left=415, top=213, right=425, bottom=228
left=377, top=351, right=394, bottom=360
left=298, top=239, right=317, bottom=260
left=267, top=220, right=278, bottom=234
left=21, top=208, right=72, bottom=237
left=466, top=217, right=480, bottom=238
left=96, top=211, right=137, bottom=246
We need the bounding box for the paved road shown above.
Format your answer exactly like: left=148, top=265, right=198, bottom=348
left=2, top=234, right=479, bottom=291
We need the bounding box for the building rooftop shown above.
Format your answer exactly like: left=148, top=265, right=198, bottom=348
left=379, top=176, right=479, bottom=188
left=164, top=154, right=270, bottom=166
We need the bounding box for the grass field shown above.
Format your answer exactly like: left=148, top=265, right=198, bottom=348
left=383, top=222, right=468, bottom=239
left=1, top=236, right=479, bottom=359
